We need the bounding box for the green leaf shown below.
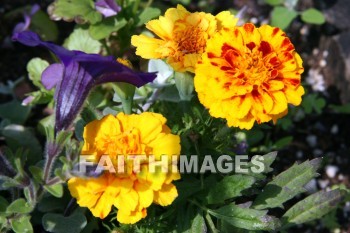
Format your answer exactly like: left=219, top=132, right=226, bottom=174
left=270, top=6, right=298, bottom=30
left=265, top=0, right=283, bottom=6
left=29, top=166, right=43, bottom=183
left=26, top=58, right=49, bottom=89
left=64, top=28, right=102, bottom=53
left=246, top=151, right=278, bottom=179
left=2, top=125, right=42, bottom=165
left=42, top=213, right=87, bottom=233
left=301, top=8, right=325, bottom=25
left=6, top=199, right=33, bottom=214
left=191, top=211, right=207, bottom=233
left=282, top=189, right=344, bottom=228
left=174, top=72, right=194, bottom=101
left=30, top=10, right=59, bottom=41
left=252, top=158, right=321, bottom=209
left=89, top=17, right=127, bottom=40
left=136, top=7, right=161, bottom=26
left=10, top=215, right=33, bottom=233
left=0, top=100, right=31, bottom=124
left=273, top=136, right=293, bottom=149
left=208, top=204, right=281, bottom=231
left=44, top=184, right=64, bottom=198
left=53, top=0, right=102, bottom=24
left=330, top=103, right=350, bottom=114
left=206, top=175, right=255, bottom=204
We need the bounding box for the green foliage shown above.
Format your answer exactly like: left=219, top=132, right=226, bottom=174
left=270, top=6, right=298, bottom=30
left=208, top=204, right=281, bottom=231
left=42, top=212, right=87, bottom=233
left=206, top=175, right=255, bottom=204
left=253, top=158, right=321, bottom=209
left=52, top=0, right=102, bottom=24
left=64, top=28, right=102, bottom=53
left=6, top=199, right=33, bottom=214
left=282, top=189, right=344, bottom=228
left=301, top=8, right=326, bottom=24
left=266, top=0, right=326, bottom=29
left=301, top=93, right=326, bottom=114
left=31, top=10, right=59, bottom=41
left=10, top=215, right=33, bottom=233
left=89, top=17, right=127, bottom=40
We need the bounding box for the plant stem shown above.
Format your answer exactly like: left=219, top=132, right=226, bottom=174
left=205, top=212, right=219, bottom=233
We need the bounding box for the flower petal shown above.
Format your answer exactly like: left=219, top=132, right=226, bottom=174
left=41, top=64, right=64, bottom=90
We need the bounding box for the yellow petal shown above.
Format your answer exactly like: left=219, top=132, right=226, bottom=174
left=134, top=181, right=153, bottom=208
left=131, top=35, right=167, bottom=59
left=117, top=207, right=147, bottom=224
left=154, top=183, right=178, bottom=206
left=216, top=11, right=238, bottom=30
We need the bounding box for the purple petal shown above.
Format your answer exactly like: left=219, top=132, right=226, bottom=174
left=29, top=4, right=40, bottom=16
left=12, top=31, right=74, bottom=66
left=55, top=61, right=94, bottom=132
left=95, top=0, right=121, bottom=17
left=75, top=55, right=156, bottom=87
left=42, top=64, right=64, bottom=90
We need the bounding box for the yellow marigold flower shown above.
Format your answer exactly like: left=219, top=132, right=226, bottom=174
left=131, top=5, right=238, bottom=73
left=194, top=23, right=304, bottom=129
left=68, top=112, right=181, bottom=224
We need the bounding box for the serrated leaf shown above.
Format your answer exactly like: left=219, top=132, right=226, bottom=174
left=42, top=213, right=87, bottom=233
left=89, top=17, right=127, bottom=40
left=10, top=215, right=33, bottom=233
left=64, top=28, right=101, bottom=53
left=136, top=7, right=161, bottom=26
left=246, top=151, right=278, bottom=179
left=282, top=189, right=344, bottom=228
left=26, top=58, right=49, bottom=89
left=44, top=184, right=63, bottom=198
left=53, top=0, right=102, bottom=24
left=207, top=175, right=255, bottom=204
left=6, top=199, right=33, bottom=214
left=301, top=8, right=325, bottom=25
left=271, top=6, right=298, bottom=30
left=252, top=158, right=321, bottom=209
left=208, top=204, right=281, bottom=231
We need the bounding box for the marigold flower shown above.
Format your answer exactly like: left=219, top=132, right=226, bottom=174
left=68, top=112, right=180, bottom=224
left=131, top=5, right=238, bottom=73
left=194, top=23, right=304, bottom=129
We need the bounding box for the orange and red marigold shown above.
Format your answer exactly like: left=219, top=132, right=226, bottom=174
left=194, top=23, right=305, bottom=129
left=68, top=112, right=180, bottom=224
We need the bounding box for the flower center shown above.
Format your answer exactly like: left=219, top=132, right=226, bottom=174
left=217, top=42, right=280, bottom=89
left=173, top=24, right=206, bottom=56
left=99, top=128, right=144, bottom=157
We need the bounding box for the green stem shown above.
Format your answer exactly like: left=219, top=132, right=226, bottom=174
left=205, top=212, right=219, bottom=233
left=189, top=199, right=218, bottom=233
left=121, top=97, right=133, bottom=114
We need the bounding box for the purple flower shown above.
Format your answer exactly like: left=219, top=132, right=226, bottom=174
left=95, top=0, right=121, bottom=17
left=13, top=31, right=156, bottom=132
left=13, top=4, right=40, bottom=33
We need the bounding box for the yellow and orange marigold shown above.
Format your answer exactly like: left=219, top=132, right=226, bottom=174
left=194, top=23, right=305, bottom=129
left=131, top=5, right=238, bottom=73
left=68, top=112, right=180, bottom=224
